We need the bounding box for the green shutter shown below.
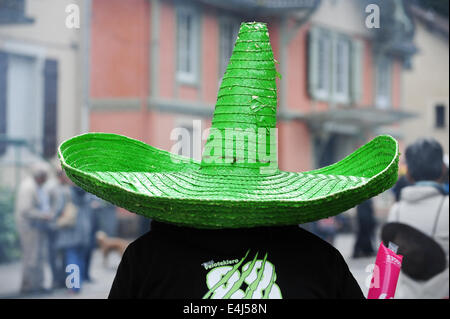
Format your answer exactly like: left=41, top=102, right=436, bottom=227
left=329, top=31, right=337, bottom=104
left=350, top=39, right=363, bottom=104
left=308, top=27, right=319, bottom=99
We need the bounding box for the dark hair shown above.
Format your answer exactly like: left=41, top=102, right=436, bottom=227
left=405, top=138, right=443, bottom=182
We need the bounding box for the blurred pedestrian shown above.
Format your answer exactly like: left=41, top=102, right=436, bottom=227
left=392, top=176, right=412, bottom=202
left=14, top=162, right=52, bottom=294
left=84, top=195, right=117, bottom=282
left=391, top=164, right=412, bottom=202
left=89, top=195, right=117, bottom=237
left=443, top=154, right=449, bottom=195
left=387, top=138, right=449, bottom=298
left=45, top=169, right=70, bottom=289
left=352, top=199, right=376, bottom=258
left=55, top=183, right=93, bottom=293
left=311, top=217, right=339, bottom=245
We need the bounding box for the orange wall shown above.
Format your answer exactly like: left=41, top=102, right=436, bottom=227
left=158, top=0, right=176, bottom=98
left=146, top=111, right=176, bottom=151
left=90, top=111, right=145, bottom=140
left=391, top=59, right=402, bottom=109
left=202, top=7, right=219, bottom=104
left=90, top=0, right=149, bottom=98
left=286, top=22, right=310, bottom=112
left=89, top=1, right=403, bottom=173
left=278, top=121, right=312, bottom=172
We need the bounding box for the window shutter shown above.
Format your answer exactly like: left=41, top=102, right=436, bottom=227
left=0, top=52, right=7, bottom=156
left=329, top=31, right=337, bottom=103
left=375, top=55, right=392, bottom=109
left=350, top=39, right=363, bottom=104
left=43, top=59, right=58, bottom=159
left=308, top=27, right=319, bottom=99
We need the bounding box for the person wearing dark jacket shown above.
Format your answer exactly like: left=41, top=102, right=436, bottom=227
left=55, top=185, right=93, bottom=292
left=109, top=221, right=364, bottom=299
left=352, top=199, right=376, bottom=258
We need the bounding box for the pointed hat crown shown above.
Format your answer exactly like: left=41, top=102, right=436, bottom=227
left=201, top=22, right=279, bottom=175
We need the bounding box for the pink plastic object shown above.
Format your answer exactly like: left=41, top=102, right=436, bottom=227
left=367, top=242, right=403, bottom=299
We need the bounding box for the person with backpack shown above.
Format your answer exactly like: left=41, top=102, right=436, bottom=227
left=387, top=138, right=449, bottom=298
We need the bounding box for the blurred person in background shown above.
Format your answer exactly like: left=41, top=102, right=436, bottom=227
left=443, top=154, right=449, bottom=195
left=45, top=168, right=70, bottom=289
left=311, top=217, right=339, bottom=245
left=83, top=195, right=116, bottom=283
left=137, top=215, right=152, bottom=237
left=14, top=162, right=52, bottom=294
left=89, top=195, right=117, bottom=237
left=387, top=138, right=449, bottom=298
left=392, top=164, right=413, bottom=202
left=55, top=178, right=94, bottom=293
left=352, top=199, right=376, bottom=258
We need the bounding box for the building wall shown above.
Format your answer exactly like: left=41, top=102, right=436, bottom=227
left=402, top=18, right=449, bottom=154
left=90, top=0, right=149, bottom=141
left=310, top=0, right=371, bottom=38
left=0, top=0, right=85, bottom=188
left=88, top=0, right=407, bottom=174
left=0, top=0, right=84, bottom=148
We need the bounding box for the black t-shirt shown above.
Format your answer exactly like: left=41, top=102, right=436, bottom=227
left=108, top=221, right=364, bottom=299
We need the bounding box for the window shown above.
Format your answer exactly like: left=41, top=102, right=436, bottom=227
left=176, top=6, right=198, bottom=84
left=333, top=37, right=351, bottom=103
left=219, top=18, right=239, bottom=79
left=0, top=48, right=57, bottom=160
left=375, top=56, right=392, bottom=109
left=0, top=0, right=34, bottom=24
left=435, top=104, right=446, bottom=128
left=0, top=52, right=6, bottom=155
left=316, top=31, right=331, bottom=98
left=308, top=27, right=357, bottom=104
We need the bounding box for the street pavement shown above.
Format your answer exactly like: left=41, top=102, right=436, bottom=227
left=0, top=233, right=377, bottom=299
left=0, top=249, right=121, bottom=299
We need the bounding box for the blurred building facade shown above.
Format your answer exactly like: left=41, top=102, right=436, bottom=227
left=0, top=0, right=89, bottom=188
left=402, top=4, right=449, bottom=155
left=3, top=0, right=445, bottom=229
left=89, top=0, right=416, bottom=175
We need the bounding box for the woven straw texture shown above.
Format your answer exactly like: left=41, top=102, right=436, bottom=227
left=58, top=22, right=399, bottom=229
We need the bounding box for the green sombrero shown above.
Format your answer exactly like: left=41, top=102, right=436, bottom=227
left=58, top=22, right=399, bottom=229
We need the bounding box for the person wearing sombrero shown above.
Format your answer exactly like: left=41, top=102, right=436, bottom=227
left=59, top=22, right=399, bottom=299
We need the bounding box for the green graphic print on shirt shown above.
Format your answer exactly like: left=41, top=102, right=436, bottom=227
left=202, top=250, right=282, bottom=299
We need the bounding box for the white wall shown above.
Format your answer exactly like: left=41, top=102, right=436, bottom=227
left=402, top=18, right=449, bottom=154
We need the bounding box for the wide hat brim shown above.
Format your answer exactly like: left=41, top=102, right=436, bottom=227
left=58, top=132, right=399, bottom=229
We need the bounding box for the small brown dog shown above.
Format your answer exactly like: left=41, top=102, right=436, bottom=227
left=96, top=231, right=130, bottom=267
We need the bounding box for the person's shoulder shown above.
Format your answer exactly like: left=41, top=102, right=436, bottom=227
left=275, top=226, right=340, bottom=255
left=126, top=230, right=155, bottom=252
